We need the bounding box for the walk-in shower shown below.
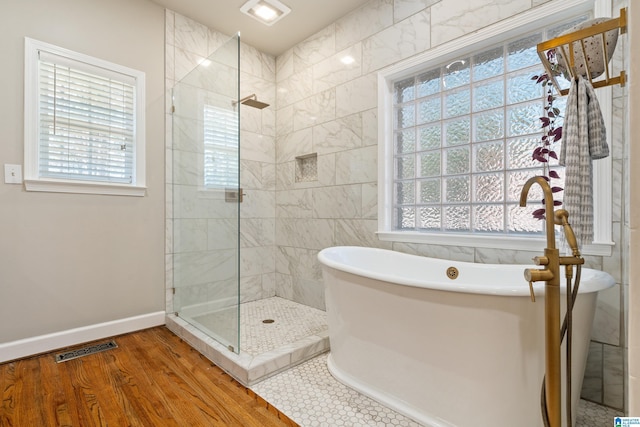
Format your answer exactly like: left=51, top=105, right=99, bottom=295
left=166, top=33, right=328, bottom=386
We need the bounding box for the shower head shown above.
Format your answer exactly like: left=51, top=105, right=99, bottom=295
left=233, top=94, right=270, bottom=110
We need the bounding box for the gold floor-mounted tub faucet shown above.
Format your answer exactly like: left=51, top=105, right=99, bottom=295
left=519, top=176, right=585, bottom=427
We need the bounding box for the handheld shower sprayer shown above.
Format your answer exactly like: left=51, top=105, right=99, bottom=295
left=554, top=209, right=581, bottom=257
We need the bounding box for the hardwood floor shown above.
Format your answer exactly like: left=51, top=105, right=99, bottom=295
left=0, top=327, right=298, bottom=426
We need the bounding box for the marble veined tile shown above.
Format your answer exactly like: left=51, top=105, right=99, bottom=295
left=165, top=10, right=175, bottom=46
left=312, top=43, right=363, bottom=94
left=394, top=0, right=441, bottom=23
left=362, top=182, right=378, bottom=219
left=174, top=218, right=208, bottom=252
left=430, top=0, right=530, bottom=47
left=603, top=344, right=625, bottom=409
left=240, top=218, right=275, bottom=248
left=293, top=24, right=336, bottom=73
left=334, top=219, right=392, bottom=249
left=335, top=145, right=378, bottom=185
left=240, top=189, right=276, bottom=219
left=317, top=154, right=336, bottom=187
left=392, top=242, right=476, bottom=262
left=312, top=185, right=362, bottom=219
left=292, top=278, right=325, bottom=311
left=276, top=48, right=294, bottom=83
left=276, top=188, right=314, bottom=219
left=276, top=104, right=294, bottom=138
left=276, top=67, right=313, bottom=108
left=362, top=10, right=431, bottom=74
left=335, top=73, right=377, bottom=118
left=312, top=113, right=363, bottom=155
left=362, top=108, right=378, bottom=146
left=275, top=218, right=334, bottom=250
left=240, top=131, right=275, bottom=164
left=293, top=89, right=336, bottom=131
left=276, top=128, right=313, bottom=163
left=275, top=246, right=323, bottom=281
left=174, top=13, right=208, bottom=57
left=335, top=0, right=394, bottom=51
left=207, top=219, right=238, bottom=250
left=591, top=284, right=621, bottom=346
left=240, top=42, right=264, bottom=78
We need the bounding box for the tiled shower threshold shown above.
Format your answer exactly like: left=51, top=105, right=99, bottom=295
left=165, top=296, right=329, bottom=386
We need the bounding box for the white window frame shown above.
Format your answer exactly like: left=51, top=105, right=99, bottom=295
left=377, top=0, right=614, bottom=256
left=24, top=38, right=146, bottom=196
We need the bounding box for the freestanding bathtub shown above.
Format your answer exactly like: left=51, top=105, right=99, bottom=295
left=318, top=246, right=615, bottom=427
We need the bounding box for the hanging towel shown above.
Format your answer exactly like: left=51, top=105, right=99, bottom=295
left=559, top=75, right=609, bottom=249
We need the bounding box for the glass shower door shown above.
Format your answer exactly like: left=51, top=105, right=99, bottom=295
left=172, top=34, right=241, bottom=353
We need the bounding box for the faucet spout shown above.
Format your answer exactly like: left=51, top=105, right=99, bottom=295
left=519, top=176, right=556, bottom=250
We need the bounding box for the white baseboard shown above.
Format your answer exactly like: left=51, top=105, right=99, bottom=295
left=0, top=311, right=165, bottom=363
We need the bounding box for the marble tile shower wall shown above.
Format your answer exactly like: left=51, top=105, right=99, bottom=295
left=273, top=0, right=627, bottom=410
left=165, top=10, right=278, bottom=313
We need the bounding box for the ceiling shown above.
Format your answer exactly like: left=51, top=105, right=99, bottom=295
left=150, top=0, right=372, bottom=56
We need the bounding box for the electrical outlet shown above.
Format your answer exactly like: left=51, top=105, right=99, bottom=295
left=4, top=164, right=23, bottom=184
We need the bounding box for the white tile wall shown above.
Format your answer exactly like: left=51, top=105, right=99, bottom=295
left=166, top=0, right=629, bottom=411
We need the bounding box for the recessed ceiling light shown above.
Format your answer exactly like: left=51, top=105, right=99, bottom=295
left=240, top=0, right=291, bottom=26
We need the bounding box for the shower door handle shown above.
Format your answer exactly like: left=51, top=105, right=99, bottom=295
left=225, top=188, right=245, bottom=203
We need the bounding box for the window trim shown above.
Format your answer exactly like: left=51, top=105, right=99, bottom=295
left=377, top=0, right=613, bottom=256
left=24, top=37, right=146, bottom=197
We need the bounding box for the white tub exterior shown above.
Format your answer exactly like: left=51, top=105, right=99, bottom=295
left=318, top=246, right=615, bottom=427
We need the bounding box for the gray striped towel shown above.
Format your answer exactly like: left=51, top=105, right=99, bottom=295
left=559, top=75, right=609, bottom=249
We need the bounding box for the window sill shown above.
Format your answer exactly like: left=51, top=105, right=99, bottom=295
left=377, top=231, right=613, bottom=257
left=24, top=179, right=146, bottom=197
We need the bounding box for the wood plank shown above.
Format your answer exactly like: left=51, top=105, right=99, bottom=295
left=38, top=355, right=77, bottom=426
left=0, top=327, right=298, bottom=427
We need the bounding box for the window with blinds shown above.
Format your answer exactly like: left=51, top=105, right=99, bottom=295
left=203, top=104, right=239, bottom=188
left=24, top=38, right=146, bottom=196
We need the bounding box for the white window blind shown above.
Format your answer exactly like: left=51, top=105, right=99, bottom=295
left=24, top=38, right=146, bottom=196
left=203, top=104, right=239, bottom=188
left=38, top=51, right=135, bottom=184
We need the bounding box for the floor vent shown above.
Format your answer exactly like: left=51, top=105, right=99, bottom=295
left=55, top=340, right=118, bottom=363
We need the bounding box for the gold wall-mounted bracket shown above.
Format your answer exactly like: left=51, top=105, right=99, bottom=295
left=537, top=7, right=627, bottom=96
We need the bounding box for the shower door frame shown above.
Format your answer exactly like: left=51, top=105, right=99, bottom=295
left=170, top=33, right=242, bottom=354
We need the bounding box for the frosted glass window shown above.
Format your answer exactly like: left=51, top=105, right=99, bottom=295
left=418, top=97, right=441, bottom=124
left=388, top=20, right=584, bottom=235
left=419, top=124, right=441, bottom=150
left=396, top=130, right=416, bottom=154
left=474, top=79, right=504, bottom=111
left=444, top=118, right=470, bottom=146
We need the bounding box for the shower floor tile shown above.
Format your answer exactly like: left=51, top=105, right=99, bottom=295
left=252, top=353, right=624, bottom=427
left=240, top=297, right=328, bottom=356
left=167, top=297, right=329, bottom=386
left=191, top=297, right=327, bottom=356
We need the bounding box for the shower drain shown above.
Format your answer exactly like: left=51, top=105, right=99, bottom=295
left=55, top=340, right=118, bottom=363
